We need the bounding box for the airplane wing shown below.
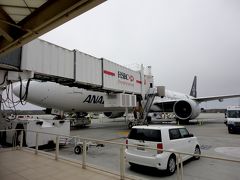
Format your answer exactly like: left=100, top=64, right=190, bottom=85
left=150, top=94, right=240, bottom=113
left=192, top=94, right=240, bottom=103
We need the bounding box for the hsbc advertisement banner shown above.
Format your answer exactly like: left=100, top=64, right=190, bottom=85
left=102, top=59, right=142, bottom=94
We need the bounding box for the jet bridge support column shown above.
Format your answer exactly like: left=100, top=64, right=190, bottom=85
left=0, top=89, right=3, bottom=123
left=140, top=64, right=145, bottom=100
left=0, top=88, right=6, bottom=144
left=0, top=70, right=7, bottom=130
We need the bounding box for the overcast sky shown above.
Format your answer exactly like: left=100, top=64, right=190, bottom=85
left=6, top=0, right=240, bottom=110
left=40, top=0, right=240, bottom=108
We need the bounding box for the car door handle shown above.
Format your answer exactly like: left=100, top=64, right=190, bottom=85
left=188, top=140, right=191, bottom=143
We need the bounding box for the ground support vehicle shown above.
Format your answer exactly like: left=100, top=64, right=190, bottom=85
left=0, top=116, right=70, bottom=147
left=225, top=106, right=240, bottom=134
left=127, top=118, right=148, bottom=129
left=68, top=117, right=91, bottom=128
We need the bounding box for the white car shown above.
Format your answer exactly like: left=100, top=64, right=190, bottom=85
left=125, top=125, right=200, bottom=175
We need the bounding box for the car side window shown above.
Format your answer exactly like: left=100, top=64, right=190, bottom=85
left=179, top=128, right=189, bottom=138
left=169, top=129, right=181, bottom=140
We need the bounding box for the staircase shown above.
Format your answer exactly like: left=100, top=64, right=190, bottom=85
left=142, top=88, right=156, bottom=123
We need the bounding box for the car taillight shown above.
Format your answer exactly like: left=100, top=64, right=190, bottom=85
left=126, top=139, right=128, bottom=149
left=157, top=143, right=163, bottom=154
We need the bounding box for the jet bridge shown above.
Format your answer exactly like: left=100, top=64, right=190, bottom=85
left=0, top=39, right=154, bottom=109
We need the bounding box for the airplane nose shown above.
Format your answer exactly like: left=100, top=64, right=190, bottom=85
left=13, top=82, right=21, bottom=97
left=13, top=81, right=27, bottom=98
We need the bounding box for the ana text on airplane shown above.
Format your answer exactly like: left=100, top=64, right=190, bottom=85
left=83, top=95, right=104, bottom=104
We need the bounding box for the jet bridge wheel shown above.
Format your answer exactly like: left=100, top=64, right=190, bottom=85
left=147, top=116, right=152, bottom=123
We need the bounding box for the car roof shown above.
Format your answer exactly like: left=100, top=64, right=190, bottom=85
left=132, top=125, right=185, bottom=130
left=227, top=106, right=240, bottom=110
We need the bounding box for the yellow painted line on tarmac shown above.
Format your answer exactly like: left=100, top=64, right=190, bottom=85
left=117, top=131, right=130, bottom=136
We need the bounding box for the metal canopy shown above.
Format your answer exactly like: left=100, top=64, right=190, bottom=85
left=0, top=0, right=106, bottom=56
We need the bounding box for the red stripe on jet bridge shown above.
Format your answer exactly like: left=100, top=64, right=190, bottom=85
left=136, top=80, right=142, bottom=84
left=104, top=70, right=115, bottom=76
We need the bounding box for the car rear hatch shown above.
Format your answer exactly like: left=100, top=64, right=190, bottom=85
left=127, top=128, right=162, bottom=156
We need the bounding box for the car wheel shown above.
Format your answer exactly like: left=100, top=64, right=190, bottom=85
left=193, top=146, right=201, bottom=160
left=74, top=145, right=82, bottom=154
left=166, top=155, right=176, bottom=175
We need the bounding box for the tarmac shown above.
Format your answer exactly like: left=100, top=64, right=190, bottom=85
left=0, top=149, right=129, bottom=180
left=1, top=113, right=240, bottom=180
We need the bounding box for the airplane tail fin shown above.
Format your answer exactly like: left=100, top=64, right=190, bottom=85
left=190, top=76, right=197, bottom=98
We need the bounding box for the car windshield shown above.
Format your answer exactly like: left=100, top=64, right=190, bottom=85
left=227, top=110, right=240, bottom=118
left=128, top=128, right=162, bottom=142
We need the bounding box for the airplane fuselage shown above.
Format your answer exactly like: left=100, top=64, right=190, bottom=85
left=14, top=81, right=125, bottom=112
left=13, top=78, right=240, bottom=122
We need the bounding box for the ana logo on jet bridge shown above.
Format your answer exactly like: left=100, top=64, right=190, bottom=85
left=83, top=95, right=104, bottom=104
left=118, top=71, right=134, bottom=82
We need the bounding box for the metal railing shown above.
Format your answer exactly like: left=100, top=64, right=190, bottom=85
left=1, top=129, right=240, bottom=180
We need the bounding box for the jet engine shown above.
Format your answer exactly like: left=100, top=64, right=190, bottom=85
left=173, top=99, right=201, bottom=120
left=103, top=112, right=125, bottom=118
